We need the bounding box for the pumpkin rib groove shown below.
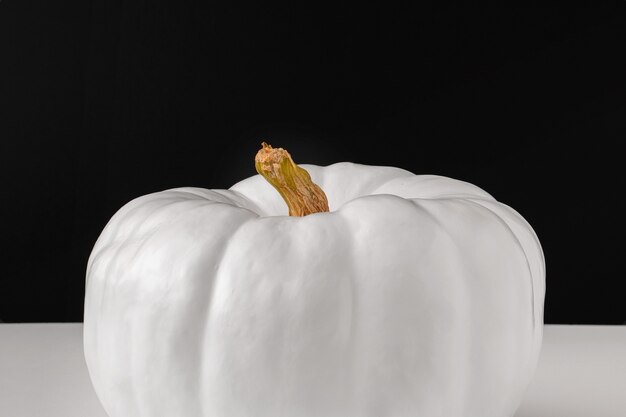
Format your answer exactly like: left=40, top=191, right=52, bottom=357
left=197, top=215, right=255, bottom=417
left=459, top=198, right=537, bottom=330
left=462, top=197, right=545, bottom=385
left=198, top=212, right=257, bottom=414
left=458, top=197, right=541, bottom=401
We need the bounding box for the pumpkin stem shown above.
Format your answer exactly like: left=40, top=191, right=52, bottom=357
left=255, top=142, right=330, bottom=216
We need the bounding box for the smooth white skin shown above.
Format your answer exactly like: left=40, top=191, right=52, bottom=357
left=84, top=163, right=545, bottom=417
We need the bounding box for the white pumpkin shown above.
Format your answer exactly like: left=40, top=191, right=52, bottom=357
left=84, top=153, right=545, bottom=417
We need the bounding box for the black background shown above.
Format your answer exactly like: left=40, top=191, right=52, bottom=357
left=1, top=4, right=624, bottom=324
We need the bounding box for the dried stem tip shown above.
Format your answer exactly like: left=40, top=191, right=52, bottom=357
left=255, top=142, right=330, bottom=216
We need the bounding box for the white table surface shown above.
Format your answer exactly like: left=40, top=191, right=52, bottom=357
left=1, top=324, right=625, bottom=417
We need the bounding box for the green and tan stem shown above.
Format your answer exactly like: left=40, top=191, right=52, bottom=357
left=255, top=142, right=330, bottom=216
